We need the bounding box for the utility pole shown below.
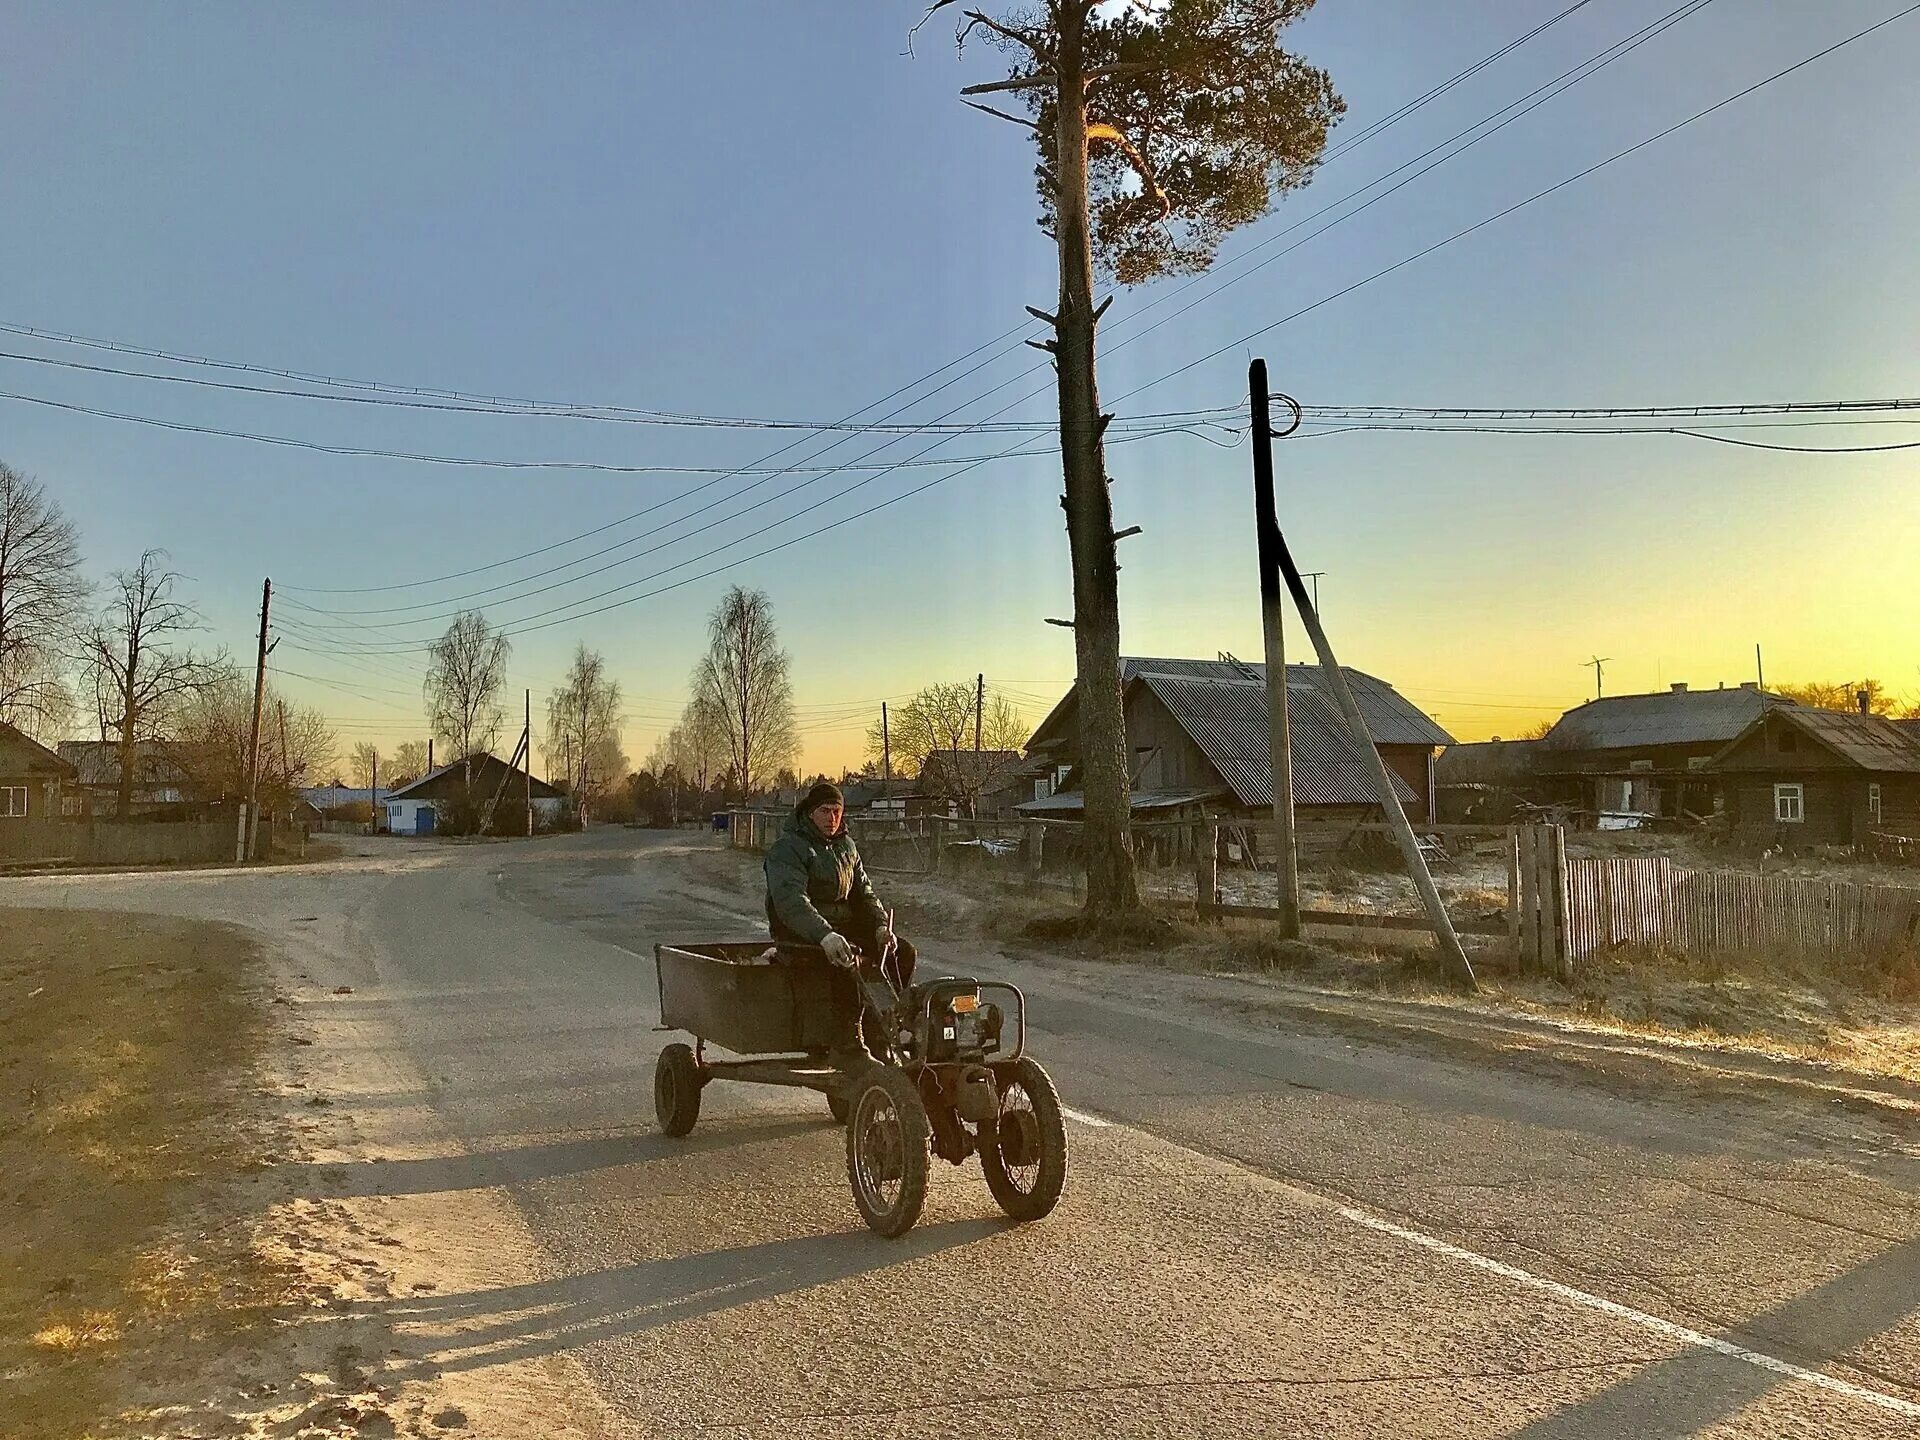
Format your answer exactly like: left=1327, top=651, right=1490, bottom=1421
left=881, top=702, right=892, bottom=783
left=1755, top=643, right=1765, bottom=691
left=1256, top=367, right=1474, bottom=989
left=241, top=578, right=271, bottom=863
left=525, top=689, right=533, bottom=837
left=370, top=750, right=378, bottom=835
left=1249, top=360, right=1301, bottom=941
left=1587, top=656, right=1612, bottom=702
left=974, top=673, right=985, bottom=755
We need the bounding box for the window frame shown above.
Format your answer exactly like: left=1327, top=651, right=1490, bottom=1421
left=0, top=786, right=27, bottom=819
left=1773, top=782, right=1805, bottom=824
left=1868, top=782, right=1882, bottom=825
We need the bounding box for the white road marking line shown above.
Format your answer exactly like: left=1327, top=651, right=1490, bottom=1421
left=1061, top=1105, right=1113, bottom=1128
left=1063, top=1104, right=1916, bottom=1417
left=1336, top=1206, right=1920, bottom=1418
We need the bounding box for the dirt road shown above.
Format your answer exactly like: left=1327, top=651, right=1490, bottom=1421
left=7, top=828, right=1918, bottom=1437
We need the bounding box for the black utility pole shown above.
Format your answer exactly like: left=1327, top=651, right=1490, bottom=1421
left=242, top=578, right=271, bottom=863
left=1249, top=361, right=1301, bottom=940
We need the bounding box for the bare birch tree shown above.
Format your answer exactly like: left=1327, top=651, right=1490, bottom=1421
left=0, top=463, right=87, bottom=739
left=544, top=645, right=626, bottom=822
left=79, top=550, right=223, bottom=817
left=423, top=610, right=510, bottom=779
left=691, top=586, right=797, bottom=798
left=388, top=739, right=431, bottom=787
left=928, top=0, right=1341, bottom=914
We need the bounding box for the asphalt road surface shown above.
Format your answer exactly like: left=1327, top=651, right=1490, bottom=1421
left=8, top=828, right=1918, bottom=1438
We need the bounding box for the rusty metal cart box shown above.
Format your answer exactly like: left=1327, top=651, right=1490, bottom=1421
left=654, top=942, right=838, bottom=1055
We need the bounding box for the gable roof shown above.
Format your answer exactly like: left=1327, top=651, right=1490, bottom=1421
left=1131, top=670, right=1424, bottom=808
left=385, top=752, right=563, bottom=801
left=1540, top=687, right=1790, bottom=754
left=1716, top=707, right=1920, bottom=774
left=55, top=739, right=193, bottom=788
left=0, top=723, right=74, bottom=777
left=1028, top=656, right=1451, bottom=756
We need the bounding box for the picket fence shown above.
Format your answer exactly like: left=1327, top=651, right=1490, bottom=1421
left=1565, top=856, right=1920, bottom=960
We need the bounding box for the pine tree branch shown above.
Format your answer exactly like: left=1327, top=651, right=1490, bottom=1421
left=959, top=10, right=1052, bottom=60
left=961, top=98, right=1042, bottom=130
left=960, top=73, right=1057, bottom=96
left=1086, top=121, right=1171, bottom=218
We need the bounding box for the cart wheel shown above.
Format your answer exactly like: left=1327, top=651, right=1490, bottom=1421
left=826, top=1088, right=851, bottom=1125
left=981, top=1057, right=1068, bottom=1222
left=845, top=1068, right=930, bottom=1237
left=654, top=1043, right=702, bottom=1137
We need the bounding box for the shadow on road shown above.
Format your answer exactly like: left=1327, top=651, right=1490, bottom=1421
left=1511, top=1235, right=1920, bottom=1436
left=275, top=1117, right=827, bottom=1198
left=359, top=1219, right=1003, bottom=1376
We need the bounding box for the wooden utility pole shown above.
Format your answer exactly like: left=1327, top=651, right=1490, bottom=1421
left=525, top=689, right=533, bottom=836
left=370, top=750, right=378, bottom=835
left=241, top=578, right=271, bottom=863
left=1254, top=390, right=1476, bottom=989
left=881, top=702, right=892, bottom=783
left=1250, top=360, right=1301, bottom=940
left=1755, top=643, right=1765, bottom=690
left=974, top=673, right=985, bottom=755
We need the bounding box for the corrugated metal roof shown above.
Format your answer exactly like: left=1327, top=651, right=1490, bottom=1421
left=1540, top=687, right=1789, bottom=752
left=1027, top=655, right=1452, bottom=754
left=1135, top=672, right=1420, bottom=809
left=1775, top=708, right=1920, bottom=774
left=55, top=740, right=193, bottom=788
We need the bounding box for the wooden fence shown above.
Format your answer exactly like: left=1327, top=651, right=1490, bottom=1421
left=1565, top=856, right=1920, bottom=961
left=0, top=820, right=235, bottom=867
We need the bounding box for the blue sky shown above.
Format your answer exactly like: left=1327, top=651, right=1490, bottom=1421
left=4, top=1, right=1917, bottom=770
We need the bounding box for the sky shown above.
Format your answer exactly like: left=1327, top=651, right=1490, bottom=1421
left=3, top=1, right=1917, bottom=778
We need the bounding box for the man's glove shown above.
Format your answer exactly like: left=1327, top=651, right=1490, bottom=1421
left=820, top=932, right=856, bottom=968
left=873, top=921, right=896, bottom=954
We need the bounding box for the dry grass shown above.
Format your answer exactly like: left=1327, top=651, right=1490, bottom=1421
left=0, top=909, right=296, bottom=1440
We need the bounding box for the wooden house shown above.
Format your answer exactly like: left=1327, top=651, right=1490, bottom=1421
left=1020, top=656, right=1452, bottom=824
left=0, top=723, right=75, bottom=820
left=1532, top=683, right=1790, bottom=821
left=1710, top=705, right=1920, bottom=847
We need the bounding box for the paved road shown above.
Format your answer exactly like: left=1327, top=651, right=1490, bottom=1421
left=8, top=828, right=1919, bottom=1437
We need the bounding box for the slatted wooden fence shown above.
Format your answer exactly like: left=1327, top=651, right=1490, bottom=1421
left=1565, top=856, right=1920, bottom=960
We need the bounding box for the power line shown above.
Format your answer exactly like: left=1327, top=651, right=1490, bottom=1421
left=1119, top=0, right=1920, bottom=403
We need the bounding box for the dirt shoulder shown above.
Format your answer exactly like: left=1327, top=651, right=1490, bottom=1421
left=3, top=906, right=558, bottom=1440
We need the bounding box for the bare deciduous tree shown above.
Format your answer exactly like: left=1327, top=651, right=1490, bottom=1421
left=932, top=0, right=1340, bottom=914
left=867, top=681, right=1029, bottom=815
left=350, top=741, right=381, bottom=791
left=544, top=645, right=626, bottom=822
left=0, top=463, right=87, bottom=739
left=424, top=611, right=510, bottom=781
left=178, top=678, right=335, bottom=812
left=388, top=739, right=431, bottom=787
left=691, top=587, right=797, bottom=797
left=80, top=550, right=223, bottom=817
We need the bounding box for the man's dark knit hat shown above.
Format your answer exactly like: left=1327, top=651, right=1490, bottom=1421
left=801, top=781, right=844, bottom=813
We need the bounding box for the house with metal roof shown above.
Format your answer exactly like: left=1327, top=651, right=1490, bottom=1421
left=1020, top=656, right=1452, bottom=823
left=1533, top=682, right=1792, bottom=820
left=1711, top=704, right=1920, bottom=846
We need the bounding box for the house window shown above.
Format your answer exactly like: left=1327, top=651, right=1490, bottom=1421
left=1868, top=783, right=1882, bottom=825
left=1629, top=759, right=1654, bottom=773
left=1773, top=783, right=1804, bottom=824
left=0, top=786, right=26, bottom=818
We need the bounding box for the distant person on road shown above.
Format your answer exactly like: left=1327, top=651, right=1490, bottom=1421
left=763, top=781, right=916, bottom=1072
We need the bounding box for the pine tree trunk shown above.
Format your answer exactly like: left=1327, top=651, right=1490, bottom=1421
left=1053, top=16, right=1140, bottom=915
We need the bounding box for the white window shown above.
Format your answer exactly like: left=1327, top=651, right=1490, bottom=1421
left=1868, top=783, right=1883, bottom=825
left=1774, top=783, right=1804, bottom=824
left=0, top=786, right=27, bottom=818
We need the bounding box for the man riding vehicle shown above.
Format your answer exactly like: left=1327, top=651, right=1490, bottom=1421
left=763, top=781, right=917, bottom=1074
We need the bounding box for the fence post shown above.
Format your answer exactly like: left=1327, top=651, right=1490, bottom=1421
left=929, top=816, right=944, bottom=874
left=1025, top=819, right=1044, bottom=886
left=1517, top=825, right=1540, bottom=972
left=1506, top=827, right=1521, bottom=964
left=1547, top=825, right=1572, bottom=981
left=1197, top=823, right=1219, bottom=916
